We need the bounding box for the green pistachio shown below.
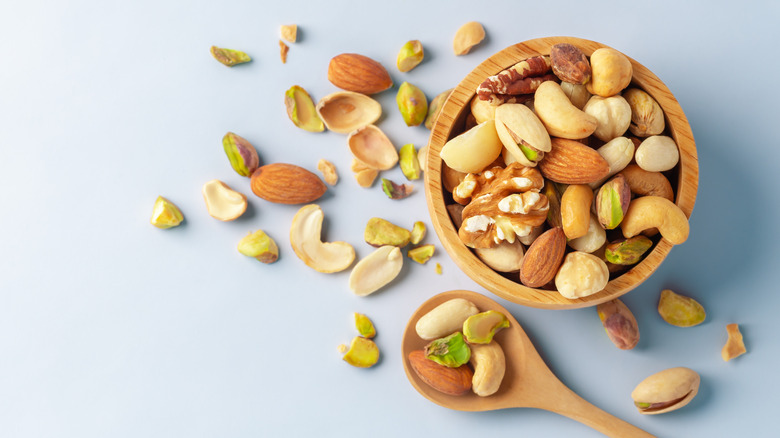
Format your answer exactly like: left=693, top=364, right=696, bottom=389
left=605, top=236, right=653, bottom=265
left=342, top=336, right=380, bottom=368
left=381, top=178, right=413, bottom=199
left=237, top=229, right=279, bottom=263
left=462, top=311, right=509, bottom=344
left=222, top=132, right=260, bottom=177
left=399, top=143, right=421, bottom=181
left=408, top=244, right=435, bottom=264
left=396, top=40, right=424, bottom=72
left=410, top=221, right=426, bottom=245
left=396, top=82, right=428, bottom=127
left=658, top=289, right=706, bottom=327
left=210, top=46, right=251, bottom=66
left=354, top=313, right=376, bottom=339
left=596, top=174, right=631, bottom=229
left=284, top=85, right=325, bottom=132
left=150, top=196, right=184, bottom=229
left=364, top=217, right=411, bottom=247
left=424, top=332, right=471, bottom=367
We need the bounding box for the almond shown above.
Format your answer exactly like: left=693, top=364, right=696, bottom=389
left=538, top=137, right=610, bottom=184
left=250, top=163, right=327, bottom=204
left=519, top=226, right=566, bottom=288
left=407, top=350, right=473, bottom=396
left=328, top=53, right=393, bottom=95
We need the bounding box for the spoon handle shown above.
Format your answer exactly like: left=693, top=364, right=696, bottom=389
left=535, top=380, right=655, bottom=438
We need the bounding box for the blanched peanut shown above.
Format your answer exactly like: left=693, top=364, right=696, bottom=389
left=635, top=136, right=679, bottom=172
left=415, top=298, right=479, bottom=340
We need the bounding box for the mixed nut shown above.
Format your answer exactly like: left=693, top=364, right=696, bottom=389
left=441, top=42, right=692, bottom=299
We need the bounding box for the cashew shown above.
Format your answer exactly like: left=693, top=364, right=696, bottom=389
left=202, top=180, right=247, bottom=221
left=533, top=81, right=598, bottom=139
left=620, top=196, right=689, bottom=245
left=289, top=204, right=356, bottom=273
left=469, top=342, right=506, bottom=397
left=561, top=184, right=594, bottom=240
left=415, top=298, right=479, bottom=340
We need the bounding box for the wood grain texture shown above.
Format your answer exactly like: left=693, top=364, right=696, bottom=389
left=424, top=37, right=698, bottom=309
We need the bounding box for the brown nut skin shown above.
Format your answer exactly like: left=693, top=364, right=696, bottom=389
left=519, top=227, right=566, bottom=288
left=619, top=164, right=674, bottom=202
left=327, top=53, right=393, bottom=95
left=597, top=299, right=639, bottom=350
left=561, top=184, right=594, bottom=240
left=408, top=350, right=473, bottom=396
left=550, top=43, right=591, bottom=85
left=538, top=137, right=610, bottom=184
left=250, top=163, right=327, bottom=204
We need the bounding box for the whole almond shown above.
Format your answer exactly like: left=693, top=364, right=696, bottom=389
left=519, top=227, right=566, bottom=288
left=250, top=163, right=327, bottom=204
left=328, top=53, right=393, bottom=95
left=538, top=137, right=610, bottom=184
left=407, top=350, right=473, bottom=396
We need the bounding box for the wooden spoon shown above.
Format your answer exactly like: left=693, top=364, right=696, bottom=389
left=402, top=290, right=655, bottom=438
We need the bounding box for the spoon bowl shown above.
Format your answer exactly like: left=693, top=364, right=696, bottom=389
left=402, top=290, right=655, bottom=437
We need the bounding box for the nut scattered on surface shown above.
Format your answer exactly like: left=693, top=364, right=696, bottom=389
left=397, top=40, right=424, bottom=72
left=150, top=196, right=184, bottom=229
left=342, top=336, right=380, bottom=368
left=237, top=229, right=279, bottom=263
left=381, top=178, right=413, bottom=200
left=210, top=46, right=251, bottom=66
left=327, top=53, right=393, bottom=95
left=425, top=89, right=452, bottom=129
left=631, top=367, right=700, bottom=415
left=722, top=323, right=747, bottom=361
left=597, top=299, right=639, bottom=350
left=397, top=82, right=428, bottom=127
left=399, top=143, right=421, bottom=181
left=658, top=289, right=706, bottom=327
left=410, top=221, right=426, bottom=245
left=202, top=180, right=248, bottom=221
left=348, top=246, right=403, bottom=296
left=280, top=24, right=297, bottom=43
left=317, top=159, right=338, bottom=186
left=354, top=313, right=376, bottom=339
left=408, top=244, right=435, bottom=264
left=435, top=263, right=442, bottom=274
left=223, top=132, right=260, bottom=177
left=316, top=91, right=382, bottom=134
left=453, top=21, right=485, bottom=55
left=289, top=204, right=355, bottom=273
left=348, top=125, right=399, bottom=170
left=251, top=163, right=327, bottom=204
left=364, top=217, right=411, bottom=248
left=279, top=40, right=289, bottom=63
left=285, top=85, right=325, bottom=132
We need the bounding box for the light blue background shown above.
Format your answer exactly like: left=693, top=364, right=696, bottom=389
left=1, top=1, right=778, bottom=436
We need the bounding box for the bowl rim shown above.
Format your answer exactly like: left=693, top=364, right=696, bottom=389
left=425, top=36, right=699, bottom=309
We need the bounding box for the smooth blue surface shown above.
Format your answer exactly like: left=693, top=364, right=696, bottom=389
left=1, top=1, right=778, bottom=436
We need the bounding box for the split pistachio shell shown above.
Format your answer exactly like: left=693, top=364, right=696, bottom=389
left=342, top=336, right=380, bottom=368
left=463, top=310, right=509, bottom=344
left=223, top=132, right=260, bottom=177
left=202, top=180, right=247, bottom=221
left=316, top=91, right=381, bottom=134
left=426, top=89, right=452, bottom=129
left=658, top=289, right=706, bottom=327
left=397, top=82, right=428, bottom=126
left=348, top=125, right=398, bottom=170
left=494, top=103, right=551, bottom=167
left=397, top=40, right=424, bottom=72
left=631, top=367, right=700, bottom=414
left=416, top=298, right=479, bottom=340
left=237, top=229, right=279, bottom=263
left=399, top=143, right=421, bottom=180
left=210, top=46, right=251, bottom=66
left=285, top=85, right=324, bottom=132
left=348, top=246, right=403, bottom=296
left=150, top=196, right=184, bottom=229
left=440, top=120, right=503, bottom=174
left=470, top=342, right=506, bottom=396
left=354, top=313, right=376, bottom=338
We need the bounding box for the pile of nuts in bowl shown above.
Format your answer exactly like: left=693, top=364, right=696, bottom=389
left=440, top=42, right=690, bottom=299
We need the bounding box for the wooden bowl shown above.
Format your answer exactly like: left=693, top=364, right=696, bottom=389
left=425, top=36, right=698, bottom=309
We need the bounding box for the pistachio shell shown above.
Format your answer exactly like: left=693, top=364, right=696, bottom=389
left=364, top=217, right=411, bottom=247
left=284, top=85, right=324, bottom=132
left=347, top=125, right=398, bottom=170
left=631, top=367, right=700, bottom=415
left=494, top=104, right=550, bottom=167
left=316, top=91, right=382, bottom=134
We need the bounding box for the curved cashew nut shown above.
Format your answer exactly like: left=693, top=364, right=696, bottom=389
left=620, top=196, right=689, bottom=245
left=533, top=81, right=598, bottom=139
left=469, top=342, right=506, bottom=397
